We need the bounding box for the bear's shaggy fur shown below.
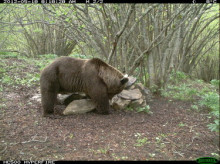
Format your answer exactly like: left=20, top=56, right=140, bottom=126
left=40, top=57, right=128, bottom=116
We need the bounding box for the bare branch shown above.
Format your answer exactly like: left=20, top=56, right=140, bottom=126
left=107, top=4, right=135, bottom=63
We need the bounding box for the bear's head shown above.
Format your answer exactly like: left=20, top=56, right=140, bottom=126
left=98, top=65, right=129, bottom=99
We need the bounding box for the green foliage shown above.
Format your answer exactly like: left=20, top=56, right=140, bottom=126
left=208, top=120, right=219, bottom=133
left=134, top=133, right=149, bottom=147
left=191, top=104, right=199, bottom=111
left=126, top=106, right=134, bottom=111
left=161, top=71, right=219, bottom=133
left=126, top=105, right=152, bottom=115
left=0, top=74, right=13, bottom=85
left=36, top=60, right=50, bottom=71
left=135, top=137, right=149, bottom=147
left=199, top=92, right=219, bottom=111
left=15, top=73, right=40, bottom=87
left=170, top=71, right=188, bottom=83
left=210, top=79, right=219, bottom=88
left=69, top=53, right=88, bottom=59
left=150, top=84, right=159, bottom=94
left=0, top=52, right=18, bottom=59
left=79, top=24, right=85, bottom=30
left=39, top=54, right=57, bottom=59
left=0, top=67, right=6, bottom=74
left=178, top=122, right=186, bottom=127
left=149, top=25, right=154, bottom=31
left=0, top=61, right=12, bottom=87
left=136, top=105, right=152, bottom=114
left=211, top=152, right=220, bottom=159
left=161, top=71, right=191, bottom=100
left=0, top=56, right=43, bottom=89
left=90, top=147, right=109, bottom=154
left=199, top=92, right=219, bottom=132
left=33, top=28, right=43, bottom=34
left=35, top=54, right=58, bottom=70
left=161, top=71, right=218, bottom=101
left=161, top=83, right=197, bottom=101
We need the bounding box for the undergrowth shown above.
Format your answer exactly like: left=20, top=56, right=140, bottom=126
left=161, top=71, right=219, bottom=132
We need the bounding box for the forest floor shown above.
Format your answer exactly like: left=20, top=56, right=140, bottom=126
left=0, top=57, right=219, bottom=161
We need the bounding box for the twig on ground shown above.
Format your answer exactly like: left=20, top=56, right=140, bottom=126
left=173, top=149, right=184, bottom=157
left=21, top=135, right=48, bottom=144
left=0, top=144, right=7, bottom=154
left=186, top=136, right=199, bottom=148
left=189, top=125, right=197, bottom=132
left=10, top=135, right=48, bottom=145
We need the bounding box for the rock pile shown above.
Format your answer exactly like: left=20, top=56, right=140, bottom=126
left=31, top=77, right=152, bottom=115
left=62, top=82, right=152, bottom=115
left=111, top=83, right=152, bottom=110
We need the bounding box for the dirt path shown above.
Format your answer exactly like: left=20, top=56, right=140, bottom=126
left=0, top=84, right=218, bottom=160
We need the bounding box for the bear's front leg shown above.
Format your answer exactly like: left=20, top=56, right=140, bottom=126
left=95, top=95, right=110, bottom=115
left=87, top=81, right=110, bottom=115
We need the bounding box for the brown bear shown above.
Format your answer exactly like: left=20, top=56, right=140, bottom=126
left=40, top=56, right=129, bottom=116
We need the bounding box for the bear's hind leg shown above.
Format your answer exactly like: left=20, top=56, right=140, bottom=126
left=41, top=91, right=57, bottom=117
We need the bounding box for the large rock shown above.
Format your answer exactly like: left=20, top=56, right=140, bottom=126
left=125, top=76, right=137, bottom=89
left=58, top=93, right=88, bottom=105
left=118, top=89, right=142, bottom=100
left=63, top=99, right=96, bottom=115
left=111, top=96, right=131, bottom=110
left=135, top=83, right=152, bottom=102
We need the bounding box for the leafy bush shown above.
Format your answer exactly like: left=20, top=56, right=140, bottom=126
left=161, top=71, right=219, bottom=133
left=199, top=92, right=219, bottom=111
left=161, top=84, right=198, bottom=101
left=126, top=105, right=153, bottom=114
left=199, top=92, right=219, bottom=132
left=210, top=79, right=219, bottom=88
left=137, top=105, right=152, bottom=114
left=170, top=71, right=188, bottom=83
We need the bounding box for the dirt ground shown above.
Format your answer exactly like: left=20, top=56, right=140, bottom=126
left=0, top=59, right=219, bottom=160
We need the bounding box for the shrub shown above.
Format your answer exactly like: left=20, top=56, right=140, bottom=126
left=199, top=92, right=219, bottom=132
left=210, top=79, right=219, bottom=88
left=170, top=71, right=188, bottom=83
left=137, top=105, right=152, bottom=114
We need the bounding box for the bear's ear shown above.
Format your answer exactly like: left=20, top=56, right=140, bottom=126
left=120, top=74, right=129, bottom=85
